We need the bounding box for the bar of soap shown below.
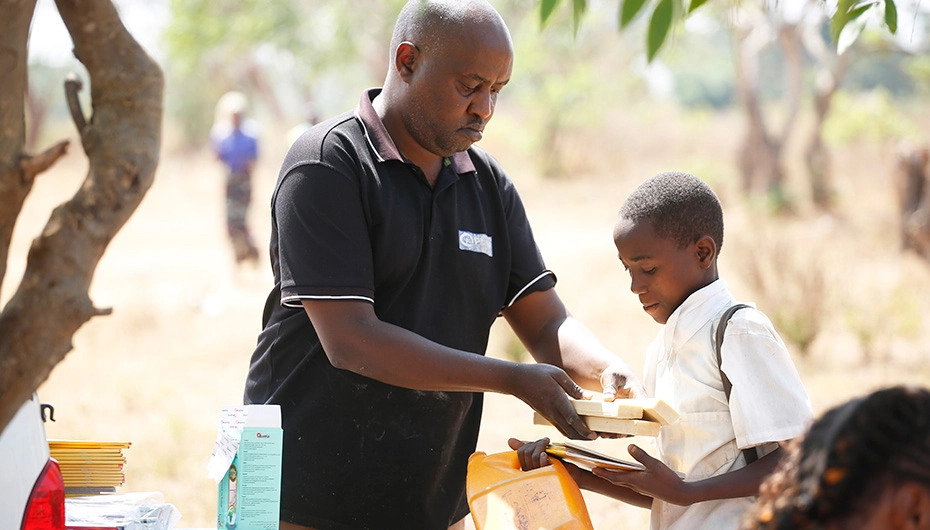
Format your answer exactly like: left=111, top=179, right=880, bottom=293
left=533, top=412, right=662, bottom=437
left=569, top=396, right=679, bottom=425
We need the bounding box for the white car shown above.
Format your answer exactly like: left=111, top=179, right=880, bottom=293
left=0, top=393, right=65, bottom=530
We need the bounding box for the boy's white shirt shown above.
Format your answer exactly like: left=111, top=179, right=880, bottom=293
left=643, top=279, right=813, bottom=530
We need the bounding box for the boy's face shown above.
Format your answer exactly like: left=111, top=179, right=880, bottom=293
left=613, top=217, right=715, bottom=325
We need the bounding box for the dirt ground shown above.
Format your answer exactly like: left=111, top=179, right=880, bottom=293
left=7, top=108, right=930, bottom=529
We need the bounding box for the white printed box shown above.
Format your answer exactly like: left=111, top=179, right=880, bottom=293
left=208, top=405, right=282, bottom=530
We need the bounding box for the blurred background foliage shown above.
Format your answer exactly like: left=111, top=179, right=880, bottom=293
left=27, top=0, right=930, bottom=159
left=26, top=0, right=930, bottom=353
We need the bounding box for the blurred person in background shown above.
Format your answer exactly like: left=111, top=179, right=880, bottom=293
left=211, top=91, right=260, bottom=266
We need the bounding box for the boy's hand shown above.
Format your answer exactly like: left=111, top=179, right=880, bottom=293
left=508, top=437, right=590, bottom=483
left=592, top=444, right=694, bottom=506
left=508, top=437, right=551, bottom=471
left=599, top=364, right=647, bottom=400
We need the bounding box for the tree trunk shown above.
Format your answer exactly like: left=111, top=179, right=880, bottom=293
left=731, top=14, right=787, bottom=203
left=731, top=11, right=803, bottom=211
left=802, top=17, right=850, bottom=210
left=0, top=0, right=163, bottom=433
left=804, top=64, right=846, bottom=209
left=0, top=0, right=41, bottom=295
left=732, top=19, right=766, bottom=194
left=895, top=144, right=930, bottom=257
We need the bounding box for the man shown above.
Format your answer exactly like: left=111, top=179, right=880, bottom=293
left=211, top=91, right=260, bottom=265
left=244, top=1, right=642, bottom=529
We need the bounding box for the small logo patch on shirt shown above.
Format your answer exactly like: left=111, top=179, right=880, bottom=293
left=458, top=230, right=493, bottom=257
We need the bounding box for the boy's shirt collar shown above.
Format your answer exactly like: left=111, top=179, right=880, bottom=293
left=662, top=279, right=733, bottom=350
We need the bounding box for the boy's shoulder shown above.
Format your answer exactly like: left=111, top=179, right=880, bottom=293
left=715, top=303, right=783, bottom=342
left=720, top=303, right=771, bottom=324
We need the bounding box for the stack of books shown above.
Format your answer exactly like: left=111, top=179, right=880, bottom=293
left=48, top=439, right=131, bottom=496
left=533, top=396, right=679, bottom=436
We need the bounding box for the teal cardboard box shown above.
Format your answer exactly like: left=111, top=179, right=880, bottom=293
left=208, top=405, right=282, bottom=530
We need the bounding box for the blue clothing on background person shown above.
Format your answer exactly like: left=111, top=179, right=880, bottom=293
left=213, top=122, right=258, bottom=173
left=211, top=113, right=261, bottom=265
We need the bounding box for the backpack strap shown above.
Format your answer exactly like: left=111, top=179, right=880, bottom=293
left=715, top=303, right=758, bottom=464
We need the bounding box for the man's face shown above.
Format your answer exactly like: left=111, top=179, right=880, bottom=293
left=613, top=217, right=709, bottom=325
left=402, top=25, right=513, bottom=157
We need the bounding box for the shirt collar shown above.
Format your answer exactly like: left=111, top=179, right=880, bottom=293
left=354, top=88, right=476, bottom=174
left=663, top=279, right=734, bottom=348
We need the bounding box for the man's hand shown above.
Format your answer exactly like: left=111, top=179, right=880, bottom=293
left=592, top=444, right=693, bottom=505
left=509, top=363, right=597, bottom=440
left=599, top=363, right=647, bottom=401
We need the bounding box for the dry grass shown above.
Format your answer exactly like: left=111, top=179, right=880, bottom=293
left=4, top=102, right=928, bottom=529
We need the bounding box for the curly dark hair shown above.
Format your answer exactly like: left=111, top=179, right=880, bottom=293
left=742, top=385, right=930, bottom=529
left=618, top=171, right=724, bottom=253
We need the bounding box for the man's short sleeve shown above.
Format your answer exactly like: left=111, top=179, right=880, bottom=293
left=274, top=163, right=375, bottom=306
left=495, top=166, right=556, bottom=307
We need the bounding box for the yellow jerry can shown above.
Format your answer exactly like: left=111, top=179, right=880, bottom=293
left=466, top=450, right=595, bottom=530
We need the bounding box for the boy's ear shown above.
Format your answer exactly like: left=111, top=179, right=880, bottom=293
left=694, top=236, right=717, bottom=270
left=892, top=482, right=930, bottom=530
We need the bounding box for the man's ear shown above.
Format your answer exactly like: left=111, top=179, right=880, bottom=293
left=892, top=482, right=930, bottom=529
left=394, top=41, right=419, bottom=81
left=694, top=236, right=717, bottom=270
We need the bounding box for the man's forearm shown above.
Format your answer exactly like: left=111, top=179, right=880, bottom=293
left=307, top=300, right=518, bottom=393
left=555, top=316, right=636, bottom=391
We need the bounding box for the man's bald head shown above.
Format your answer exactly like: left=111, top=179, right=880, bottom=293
left=389, top=0, right=510, bottom=59
left=375, top=0, right=514, bottom=164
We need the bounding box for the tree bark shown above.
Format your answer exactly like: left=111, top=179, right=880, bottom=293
left=895, top=144, right=930, bottom=257
left=802, top=16, right=850, bottom=210
left=0, top=0, right=40, bottom=297
left=0, top=0, right=163, bottom=432
left=730, top=10, right=804, bottom=211
left=732, top=13, right=785, bottom=199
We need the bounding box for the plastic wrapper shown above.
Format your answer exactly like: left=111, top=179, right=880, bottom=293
left=65, top=491, right=182, bottom=530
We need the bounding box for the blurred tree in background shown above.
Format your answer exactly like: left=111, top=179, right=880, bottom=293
left=542, top=0, right=928, bottom=210
left=501, top=2, right=642, bottom=178
left=22, top=0, right=928, bottom=185
left=157, top=0, right=928, bottom=199
left=163, top=0, right=405, bottom=144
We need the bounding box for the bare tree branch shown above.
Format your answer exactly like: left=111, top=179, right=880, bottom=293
left=65, top=73, right=87, bottom=132
left=19, top=141, right=70, bottom=181
left=0, top=0, right=163, bottom=432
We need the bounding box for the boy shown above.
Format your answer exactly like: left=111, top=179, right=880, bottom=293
left=510, top=171, right=813, bottom=529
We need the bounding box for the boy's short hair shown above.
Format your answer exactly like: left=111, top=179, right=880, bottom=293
left=619, top=171, right=724, bottom=252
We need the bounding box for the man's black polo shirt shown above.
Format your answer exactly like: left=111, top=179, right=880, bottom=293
left=245, top=89, right=556, bottom=530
